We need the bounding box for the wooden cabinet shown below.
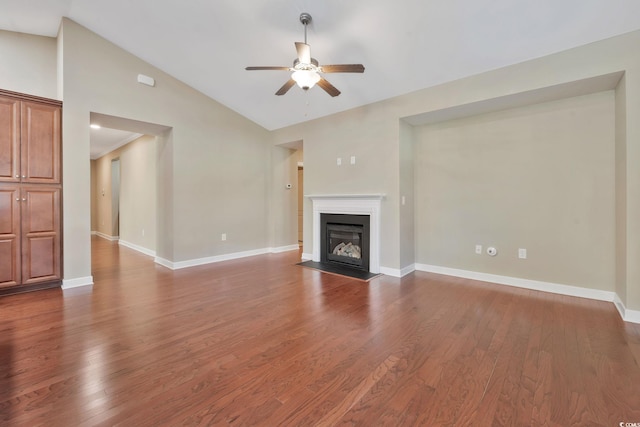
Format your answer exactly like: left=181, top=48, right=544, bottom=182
left=1, top=95, right=60, bottom=184
left=0, top=89, right=62, bottom=293
left=0, top=95, right=20, bottom=182
left=0, top=186, right=20, bottom=287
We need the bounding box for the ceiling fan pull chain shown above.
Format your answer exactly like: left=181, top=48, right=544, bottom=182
left=304, top=92, right=310, bottom=117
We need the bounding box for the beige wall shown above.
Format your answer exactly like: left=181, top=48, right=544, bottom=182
left=273, top=29, right=640, bottom=310
left=0, top=30, right=58, bottom=99
left=92, top=135, right=157, bottom=252
left=90, top=160, right=97, bottom=232
left=119, top=135, right=157, bottom=251
left=268, top=145, right=299, bottom=249
left=59, top=18, right=273, bottom=280
left=414, top=92, right=615, bottom=290
left=615, top=75, right=628, bottom=303
left=94, top=153, right=116, bottom=238
left=399, top=120, right=415, bottom=270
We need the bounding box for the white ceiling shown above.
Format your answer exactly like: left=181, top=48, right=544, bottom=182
left=2, top=0, right=640, bottom=133
left=88, top=112, right=172, bottom=159
left=89, top=126, right=141, bottom=160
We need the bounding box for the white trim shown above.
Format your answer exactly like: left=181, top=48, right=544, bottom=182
left=95, top=232, right=119, bottom=241
left=154, top=257, right=174, bottom=270
left=614, top=294, right=640, bottom=324
left=401, top=263, right=416, bottom=277
left=306, top=194, right=385, bottom=200
left=624, top=309, right=640, bottom=324
left=301, top=252, right=313, bottom=261
left=154, top=245, right=298, bottom=271
left=614, top=293, right=626, bottom=319
left=155, top=248, right=270, bottom=270
left=118, top=240, right=156, bottom=257
left=91, top=230, right=97, bottom=235
left=379, top=267, right=401, bottom=277
left=415, top=263, right=616, bottom=302
left=62, top=276, right=94, bottom=289
left=379, top=264, right=415, bottom=278
left=308, top=194, right=384, bottom=274
left=270, top=244, right=300, bottom=254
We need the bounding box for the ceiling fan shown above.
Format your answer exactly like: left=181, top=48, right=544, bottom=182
left=245, top=13, right=365, bottom=97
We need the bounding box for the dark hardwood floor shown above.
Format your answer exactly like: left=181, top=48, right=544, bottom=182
left=1, top=236, right=639, bottom=426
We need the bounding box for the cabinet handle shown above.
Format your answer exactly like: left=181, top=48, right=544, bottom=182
left=21, top=175, right=26, bottom=178
left=15, top=175, right=19, bottom=178
left=22, top=198, right=26, bottom=201
left=16, top=198, right=19, bottom=201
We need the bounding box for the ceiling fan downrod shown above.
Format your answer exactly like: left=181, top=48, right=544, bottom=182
left=300, top=13, right=311, bottom=44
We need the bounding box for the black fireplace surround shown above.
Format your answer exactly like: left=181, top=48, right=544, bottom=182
left=320, top=213, right=370, bottom=272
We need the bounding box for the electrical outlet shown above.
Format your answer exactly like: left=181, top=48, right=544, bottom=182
left=221, top=233, right=227, bottom=241
left=518, top=248, right=527, bottom=259
left=475, top=245, right=482, bottom=254
left=350, top=156, right=356, bottom=165
left=337, top=157, right=342, bottom=166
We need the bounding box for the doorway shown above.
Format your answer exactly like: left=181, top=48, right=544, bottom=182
left=89, top=112, right=172, bottom=264
left=111, top=158, right=120, bottom=237
left=298, top=165, right=303, bottom=245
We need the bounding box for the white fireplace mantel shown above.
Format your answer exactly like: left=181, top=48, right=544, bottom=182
left=306, top=194, right=386, bottom=201
left=307, top=194, right=384, bottom=274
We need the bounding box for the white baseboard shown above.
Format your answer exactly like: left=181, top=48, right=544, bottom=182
left=95, top=232, right=119, bottom=241
left=379, top=267, right=400, bottom=277
left=415, top=263, right=616, bottom=302
left=614, top=294, right=640, bottom=324
left=269, top=244, right=300, bottom=254
left=301, top=252, right=313, bottom=261
left=118, top=239, right=156, bottom=257
left=155, top=244, right=300, bottom=270
left=625, top=309, right=640, bottom=324
left=154, top=257, right=174, bottom=270
left=399, top=263, right=416, bottom=277
left=155, top=248, right=271, bottom=270
left=380, top=264, right=415, bottom=278
left=62, top=276, right=94, bottom=290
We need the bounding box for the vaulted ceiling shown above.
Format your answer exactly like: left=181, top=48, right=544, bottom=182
left=2, top=0, right=640, bottom=131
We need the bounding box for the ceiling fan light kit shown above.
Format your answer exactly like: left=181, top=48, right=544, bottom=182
left=292, top=69, right=321, bottom=89
left=245, top=13, right=365, bottom=97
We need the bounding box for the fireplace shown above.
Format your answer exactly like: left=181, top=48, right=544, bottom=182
left=308, top=194, right=383, bottom=274
left=321, top=214, right=370, bottom=271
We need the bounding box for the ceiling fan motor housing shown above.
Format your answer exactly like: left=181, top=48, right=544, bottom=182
left=293, top=58, right=319, bottom=69
left=299, top=13, right=312, bottom=26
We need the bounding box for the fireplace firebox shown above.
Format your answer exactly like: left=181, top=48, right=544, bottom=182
left=320, top=214, right=370, bottom=271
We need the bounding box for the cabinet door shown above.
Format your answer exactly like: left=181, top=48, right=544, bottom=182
left=21, top=186, right=60, bottom=285
left=20, top=101, right=61, bottom=184
left=0, top=185, right=21, bottom=287
left=0, top=96, right=20, bottom=183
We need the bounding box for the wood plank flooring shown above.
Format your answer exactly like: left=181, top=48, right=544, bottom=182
left=1, top=236, right=639, bottom=426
